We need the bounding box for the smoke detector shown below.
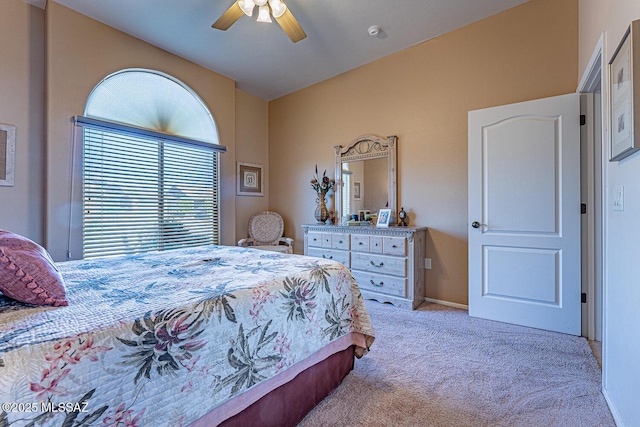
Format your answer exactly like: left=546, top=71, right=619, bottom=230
left=368, top=25, right=381, bottom=37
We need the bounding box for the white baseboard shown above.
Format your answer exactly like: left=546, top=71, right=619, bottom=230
left=424, top=297, right=468, bottom=311
left=602, top=386, right=625, bottom=426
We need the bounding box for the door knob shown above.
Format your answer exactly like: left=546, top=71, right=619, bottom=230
left=472, top=221, right=486, bottom=228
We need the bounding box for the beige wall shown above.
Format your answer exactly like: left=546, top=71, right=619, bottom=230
left=44, top=2, right=238, bottom=260
left=579, top=0, right=640, bottom=74
left=235, top=89, right=270, bottom=242
left=579, top=1, right=640, bottom=425
left=269, top=0, right=578, bottom=305
left=0, top=1, right=44, bottom=243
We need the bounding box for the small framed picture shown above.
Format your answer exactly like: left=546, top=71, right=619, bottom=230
left=353, top=181, right=361, bottom=200
left=0, top=123, right=16, bottom=187
left=376, top=208, right=391, bottom=228
left=237, top=161, right=263, bottom=196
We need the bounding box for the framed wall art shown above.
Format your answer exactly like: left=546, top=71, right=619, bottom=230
left=353, top=181, right=361, bottom=200
left=609, top=19, right=640, bottom=161
left=0, top=123, right=16, bottom=187
left=236, top=161, right=263, bottom=196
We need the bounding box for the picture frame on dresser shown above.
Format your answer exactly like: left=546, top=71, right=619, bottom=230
left=376, top=209, right=391, bottom=228
left=609, top=19, right=640, bottom=161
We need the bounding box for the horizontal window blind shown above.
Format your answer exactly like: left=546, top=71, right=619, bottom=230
left=80, top=120, right=221, bottom=258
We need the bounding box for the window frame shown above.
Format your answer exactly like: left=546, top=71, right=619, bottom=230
left=72, top=69, right=225, bottom=259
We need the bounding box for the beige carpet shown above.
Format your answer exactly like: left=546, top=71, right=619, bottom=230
left=298, top=300, right=614, bottom=427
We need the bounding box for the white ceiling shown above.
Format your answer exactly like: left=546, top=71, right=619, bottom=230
left=51, top=0, right=529, bottom=101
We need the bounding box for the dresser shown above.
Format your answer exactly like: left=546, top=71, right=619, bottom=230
left=302, top=224, right=427, bottom=310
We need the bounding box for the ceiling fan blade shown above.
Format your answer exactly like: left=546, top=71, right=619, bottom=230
left=274, top=7, right=307, bottom=43
left=212, top=1, right=244, bottom=31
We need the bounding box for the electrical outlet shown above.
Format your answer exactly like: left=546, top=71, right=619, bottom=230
left=614, top=186, right=624, bottom=211
left=424, top=258, right=432, bottom=269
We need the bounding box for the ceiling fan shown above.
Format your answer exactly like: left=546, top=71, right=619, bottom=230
left=212, top=0, right=307, bottom=43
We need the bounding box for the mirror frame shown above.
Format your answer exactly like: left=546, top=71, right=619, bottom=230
left=334, top=134, right=397, bottom=223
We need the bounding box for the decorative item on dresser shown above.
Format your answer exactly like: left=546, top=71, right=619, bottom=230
left=302, top=224, right=427, bottom=310
left=398, top=207, right=408, bottom=226
left=310, top=164, right=335, bottom=224
left=376, top=208, right=391, bottom=228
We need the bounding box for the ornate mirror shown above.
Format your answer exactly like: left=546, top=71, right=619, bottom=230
left=334, top=134, right=397, bottom=223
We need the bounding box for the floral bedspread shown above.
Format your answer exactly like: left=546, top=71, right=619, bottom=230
left=0, top=245, right=374, bottom=427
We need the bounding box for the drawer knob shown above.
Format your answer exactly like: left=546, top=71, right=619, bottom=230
left=339, top=240, right=343, bottom=243
left=392, top=244, right=398, bottom=248
left=369, top=260, right=384, bottom=267
left=370, top=279, right=384, bottom=287
left=323, top=255, right=334, bottom=260
left=359, top=242, right=363, bottom=245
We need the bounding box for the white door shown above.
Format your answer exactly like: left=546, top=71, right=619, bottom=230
left=468, top=93, right=581, bottom=335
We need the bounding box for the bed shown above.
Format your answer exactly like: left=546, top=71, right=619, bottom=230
left=0, top=244, right=375, bottom=426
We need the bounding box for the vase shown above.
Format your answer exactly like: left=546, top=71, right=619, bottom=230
left=314, top=193, right=329, bottom=224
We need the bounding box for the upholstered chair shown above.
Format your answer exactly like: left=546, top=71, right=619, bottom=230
left=238, top=211, right=293, bottom=254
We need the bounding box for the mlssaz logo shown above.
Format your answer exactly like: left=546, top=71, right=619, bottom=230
left=40, top=401, right=90, bottom=413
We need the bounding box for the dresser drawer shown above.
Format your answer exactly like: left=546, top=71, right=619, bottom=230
left=369, top=236, right=383, bottom=253
left=331, top=233, right=350, bottom=250
left=351, top=234, right=369, bottom=252
left=383, top=236, right=407, bottom=256
left=307, top=248, right=350, bottom=267
left=351, top=253, right=407, bottom=277
left=351, top=234, right=382, bottom=253
left=308, top=232, right=323, bottom=248
left=352, top=270, right=407, bottom=297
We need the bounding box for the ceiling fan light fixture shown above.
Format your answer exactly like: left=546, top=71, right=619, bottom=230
left=256, top=4, right=272, bottom=23
left=212, top=0, right=305, bottom=43
left=238, top=0, right=255, bottom=16
left=268, top=0, right=287, bottom=18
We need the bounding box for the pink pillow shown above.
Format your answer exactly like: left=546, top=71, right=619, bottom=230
left=0, top=230, right=68, bottom=307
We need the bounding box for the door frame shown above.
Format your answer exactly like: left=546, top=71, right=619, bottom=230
left=577, top=33, right=607, bottom=342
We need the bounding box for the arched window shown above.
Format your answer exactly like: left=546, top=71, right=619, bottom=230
left=76, top=69, right=225, bottom=258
